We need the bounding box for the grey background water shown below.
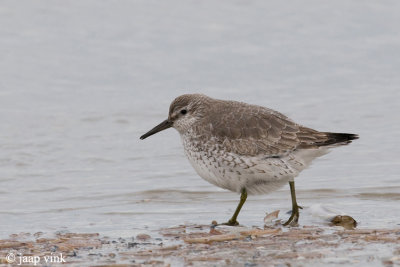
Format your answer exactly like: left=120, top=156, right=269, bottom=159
left=0, top=1, right=399, bottom=238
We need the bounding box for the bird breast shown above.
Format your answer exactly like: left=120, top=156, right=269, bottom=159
left=179, top=131, right=310, bottom=195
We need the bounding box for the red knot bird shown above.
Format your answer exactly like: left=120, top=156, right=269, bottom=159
left=140, top=94, right=358, bottom=226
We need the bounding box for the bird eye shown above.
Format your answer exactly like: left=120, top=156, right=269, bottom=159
left=180, top=109, right=187, bottom=115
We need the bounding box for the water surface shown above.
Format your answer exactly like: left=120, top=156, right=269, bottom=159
left=1, top=0, right=400, bottom=238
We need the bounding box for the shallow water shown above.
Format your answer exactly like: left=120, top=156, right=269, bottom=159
left=1, top=1, right=400, bottom=239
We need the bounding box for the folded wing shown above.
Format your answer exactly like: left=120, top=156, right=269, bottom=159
left=199, top=101, right=357, bottom=157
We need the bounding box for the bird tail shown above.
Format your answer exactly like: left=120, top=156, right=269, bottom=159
left=319, top=132, right=359, bottom=146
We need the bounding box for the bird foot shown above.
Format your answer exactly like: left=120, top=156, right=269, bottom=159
left=283, top=209, right=300, bottom=227
left=220, top=219, right=239, bottom=226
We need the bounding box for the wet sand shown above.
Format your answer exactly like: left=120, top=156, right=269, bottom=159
left=1, top=224, right=399, bottom=266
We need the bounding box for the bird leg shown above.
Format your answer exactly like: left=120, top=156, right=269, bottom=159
left=222, top=188, right=247, bottom=226
left=283, top=181, right=302, bottom=226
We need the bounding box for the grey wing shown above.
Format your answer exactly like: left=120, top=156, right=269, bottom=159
left=202, top=103, right=331, bottom=157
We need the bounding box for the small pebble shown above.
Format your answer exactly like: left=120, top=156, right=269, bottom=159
left=67, top=251, right=77, bottom=257
left=33, top=232, right=44, bottom=238
left=330, top=215, right=357, bottom=230
left=136, top=234, right=151, bottom=241
left=128, top=242, right=138, bottom=248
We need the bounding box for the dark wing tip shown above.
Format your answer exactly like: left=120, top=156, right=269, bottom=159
left=320, top=132, right=359, bottom=146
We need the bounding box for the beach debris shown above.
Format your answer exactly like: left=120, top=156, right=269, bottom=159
left=184, top=228, right=281, bottom=244
left=184, top=233, right=239, bottom=244
left=209, top=228, right=223, bottom=235
left=136, top=234, right=151, bottom=241
left=264, top=210, right=280, bottom=227
left=330, top=215, right=357, bottom=230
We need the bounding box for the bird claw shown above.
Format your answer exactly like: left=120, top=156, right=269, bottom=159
left=221, top=219, right=239, bottom=226
left=283, top=208, right=300, bottom=227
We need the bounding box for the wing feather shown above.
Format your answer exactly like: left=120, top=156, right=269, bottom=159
left=198, top=100, right=336, bottom=157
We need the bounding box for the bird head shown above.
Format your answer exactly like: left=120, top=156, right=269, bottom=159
left=140, top=94, right=209, bottom=139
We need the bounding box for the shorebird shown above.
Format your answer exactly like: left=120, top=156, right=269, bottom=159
left=140, top=94, right=358, bottom=226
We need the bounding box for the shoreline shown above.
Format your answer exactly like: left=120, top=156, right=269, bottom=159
left=1, top=224, right=399, bottom=266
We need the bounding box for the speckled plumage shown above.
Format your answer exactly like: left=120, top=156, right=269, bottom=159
left=164, top=94, right=357, bottom=195
left=141, top=94, right=358, bottom=197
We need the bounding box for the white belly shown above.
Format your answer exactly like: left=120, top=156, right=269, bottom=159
left=181, top=135, right=329, bottom=195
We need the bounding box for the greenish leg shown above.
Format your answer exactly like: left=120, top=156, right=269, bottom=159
left=283, top=181, right=302, bottom=226
left=222, top=188, right=247, bottom=226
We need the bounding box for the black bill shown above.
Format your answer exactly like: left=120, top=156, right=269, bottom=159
left=140, top=119, right=173, bottom=140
